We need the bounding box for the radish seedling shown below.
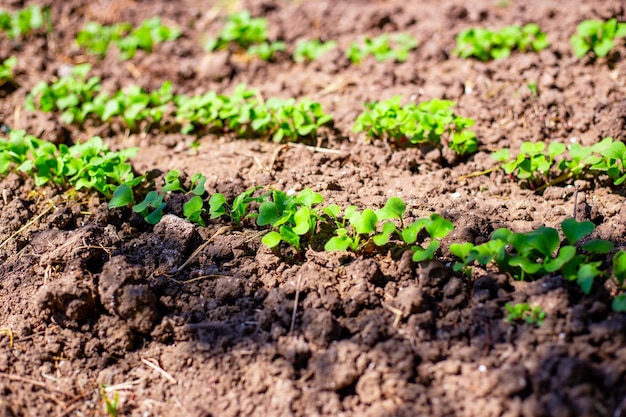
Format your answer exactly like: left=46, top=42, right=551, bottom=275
left=505, top=303, right=546, bottom=326
left=454, top=23, right=548, bottom=61
left=0, top=56, right=17, bottom=87
left=0, top=5, right=48, bottom=39
left=77, top=17, right=179, bottom=60
left=346, top=33, right=417, bottom=64
left=570, top=18, right=626, bottom=58
left=293, top=39, right=337, bottom=63
left=451, top=219, right=615, bottom=295
left=353, top=96, right=477, bottom=155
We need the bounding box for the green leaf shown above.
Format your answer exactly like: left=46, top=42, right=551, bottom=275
left=262, top=231, right=283, bottom=248
left=544, top=245, right=576, bottom=272
left=612, top=294, right=626, bottom=312
left=372, top=221, right=397, bottom=246
left=577, top=262, right=602, bottom=294
left=352, top=208, right=377, bottom=235
left=613, top=250, right=626, bottom=286
left=561, top=218, right=595, bottom=245
left=581, top=239, right=614, bottom=254
left=325, top=235, right=353, bottom=251
left=108, top=183, right=134, bottom=208
left=425, top=214, right=454, bottom=239
left=292, top=207, right=311, bottom=235
left=257, top=201, right=281, bottom=226
left=375, top=197, right=406, bottom=220
left=208, top=193, right=227, bottom=219
left=144, top=203, right=166, bottom=224
left=412, top=240, right=439, bottom=262
left=183, top=195, right=205, bottom=225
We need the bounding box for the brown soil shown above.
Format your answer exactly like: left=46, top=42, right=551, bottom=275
left=1, top=0, right=625, bottom=416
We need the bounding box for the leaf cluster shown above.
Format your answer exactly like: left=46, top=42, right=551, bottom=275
left=0, top=5, right=48, bottom=39
left=0, top=130, right=139, bottom=198
left=175, top=84, right=333, bottom=141
left=205, top=11, right=284, bottom=61
left=353, top=96, right=477, bottom=155
left=451, top=218, right=615, bottom=294
left=76, top=17, right=180, bottom=60
left=505, top=303, right=546, bottom=326
left=346, top=33, right=417, bottom=64
left=454, top=23, right=549, bottom=61
left=492, top=137, right=626, bottom=189
left=25, top=68, right=332, bottom=141
left=110, top=170, right=207, bottom=225
left=570, top=18, right=626, bottom=58
left=0, top=56, right=17, bottom=86
left=25, top=64, right=102, bottom=125
left=293, top=39, right=337, bottom=63
left=324, top=199, right=454, bottom=262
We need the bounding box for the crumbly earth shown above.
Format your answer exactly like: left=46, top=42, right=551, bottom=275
left=0, top=0, right=625, bottom=416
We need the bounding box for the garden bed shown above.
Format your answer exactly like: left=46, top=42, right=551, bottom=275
left=0, top=0, right=625, bottom=416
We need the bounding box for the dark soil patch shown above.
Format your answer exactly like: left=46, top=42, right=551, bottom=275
left=0, top=0, right=625, bottom=416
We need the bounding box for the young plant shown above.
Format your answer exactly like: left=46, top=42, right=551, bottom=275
left=491, top=137, right=626, bottom=189
left=76, top=21, right=132, bottom=57
left=353, top=96, right=477, bottom=155
left=505, top=303, right=546, bottom=326
left=451, top=218, right=614, bottom=294
left=346, top=33, right=417, bottom=64
left=454, top=23, right=549, bottom=61
left=208, top=186, right=266, bottom=226
left=115, top=17, right=181, bottom=60
left=293, top=39, right=337, bottom=63
left=111, top=170, right=207, bottom=225
left=1, top=130, right=141, bottom=198
left=0, top=56, right=17, bottom=87
left=492, top=141, right=566, bottom=189
left=205, top=10, right=269, bottom=51
left=612, top=250, right=626, bottom=312
left=570, top=18, right=626, bottom=58
left=77, top=18, right=180, bottom=60
left=0, top=5, right=49, bottom=39
left=247, top=41, right=286, bottom=61
left=324, top=197, right=453, bottom=262
left=24, top=64, right=102, bottom=124
left=258, top=188, right=324, bottom=252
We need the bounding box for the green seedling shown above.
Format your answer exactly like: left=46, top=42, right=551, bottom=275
left=99, top=386, right=119, bottom=417
left=505, top=303, right=546, bottom=326
left=111, top=170, right=207, bottom=225
left=612, top=250, right=626, bottom=312
left=454, top=23, right=549, bottom=61
left=25, top=63, right=102, bottom=125
left=0, top=56, right=17, bottom=87
left=324, top=197, right=453, bottom=261
left=209, top=186, right=266, bottom=226
left=527, top=82, right=538, bottom=97
left=206, top=10, right=269, bottom=51
left=175, top=84, right=332, bottom=141
left=116, top=17, right=180, bottom=60
left=346, top=33, right=417, bottom=64
left=492, top=141, right=565, bottom=189
left=247, top=41, right=286, bottom=61
left=293, top=39, right=337, bottom=63
left=258, top=188, right=324, bottom=252
left=570, top=18, right=626, bottom=58
left=77, top=17, right=179, bottom=60
left=1, top=130, right=141, bottom=199
left=76, top=22, right=132, bottom=57
left=353, top=96, right=477, bottom=155
left=451, top=218, right=614, bottom=294
left=491, top=137, right=625, bottom=189
left=0, top=5, right=49, bottom=39
left=401, top=214, right=454, bottom=262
